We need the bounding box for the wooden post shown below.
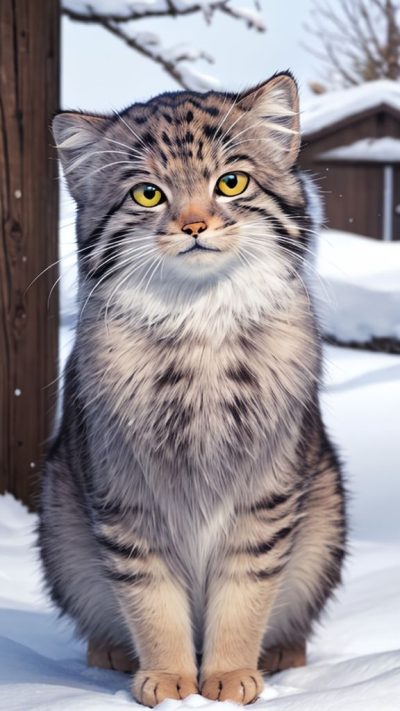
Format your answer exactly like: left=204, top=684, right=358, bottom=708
left=0, top=1, right=60, bottom=508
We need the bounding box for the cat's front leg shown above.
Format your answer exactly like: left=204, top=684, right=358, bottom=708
left=96, top=519, right=197, bottom=705
left=201, top=502, right=294, bottom=704
left=115, top=563, right=197, bottom=705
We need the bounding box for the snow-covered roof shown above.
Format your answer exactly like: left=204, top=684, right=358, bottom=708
left=301, top=80, right=400, bottom=137
left=317, top=137, right=400, bottom=163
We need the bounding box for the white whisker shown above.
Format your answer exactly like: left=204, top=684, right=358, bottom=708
left=79, top=246, right=157, bottom=322
left=103, top=251, right=159, bottom=330
left=113, top=110, right=150, bottom=153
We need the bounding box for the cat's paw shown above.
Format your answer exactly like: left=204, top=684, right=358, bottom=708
left=259, top=644, right=306, bottom=673
left=132, top=670, right=198, bottom=706
left=201, top=668, right=264, bottom=704
left=87, top=640, right=138, bottom=673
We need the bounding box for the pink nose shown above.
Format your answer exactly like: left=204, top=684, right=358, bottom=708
left=181, top=221, right=207, bottom=237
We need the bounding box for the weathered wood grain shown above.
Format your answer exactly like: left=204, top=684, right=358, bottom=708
left=0, top=1, right=60, bottom=508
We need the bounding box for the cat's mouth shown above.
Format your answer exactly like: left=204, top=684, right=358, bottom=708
left=179, top=243, right=221, bottom=255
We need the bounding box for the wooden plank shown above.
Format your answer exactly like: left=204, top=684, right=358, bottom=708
left=0, top=0, right=60, bottom=508
left=317, top=163, right=383, bottom=239
left=393, top=167, right=400, bottom=241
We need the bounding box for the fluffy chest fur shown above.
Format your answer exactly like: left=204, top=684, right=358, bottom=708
left=78, top=281, right=319, bottom=519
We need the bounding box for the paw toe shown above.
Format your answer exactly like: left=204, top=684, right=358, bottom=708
left=201, top=669, right=263, bottom=705
left=133, top=670, right=198, bottom=706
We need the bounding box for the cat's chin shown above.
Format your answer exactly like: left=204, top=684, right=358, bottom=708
left=170, top=248, right=236, bottom=279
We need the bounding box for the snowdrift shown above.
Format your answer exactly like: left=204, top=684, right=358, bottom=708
left=315, top=230, right=400, bottom=343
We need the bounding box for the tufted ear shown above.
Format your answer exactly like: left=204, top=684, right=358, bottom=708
left=238, top=72, right=300, bottom=169
left=52, top=112, right=109, bottom=202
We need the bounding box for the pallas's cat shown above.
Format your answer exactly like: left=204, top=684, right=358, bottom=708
left=39, top=72, right=346, bottom=706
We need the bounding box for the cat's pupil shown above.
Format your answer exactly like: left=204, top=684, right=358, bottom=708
left=225, top=175, right=238, bottom=189
left=144, top=185, right=156, bottom=199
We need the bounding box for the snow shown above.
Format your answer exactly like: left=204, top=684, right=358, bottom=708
left=301, top=79, right=400, bottom=137
left=63, top=1, right=194, bottom=18
left=106, top=21, right=220, bottom=91
left=162, top=44, right=212, bottom=64
left=177, top=65, right=220, bottom=91
left=225, top=6, right=265, bottom=32
left=1, top=343, right=400, bottom=709
left=315, top=229, right=400, bottom=342
left=62, top=0, right=265, bottom=30
left=318, top=137, right=400, bottom=163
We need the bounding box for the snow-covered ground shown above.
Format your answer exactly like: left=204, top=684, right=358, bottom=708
left=1, top=342, right=399, bottom=710
left=315, top=230, right=400, bottom=343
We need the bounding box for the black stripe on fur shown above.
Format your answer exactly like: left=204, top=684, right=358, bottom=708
left=105, top=570, right=148, bottom=584
left=250, top=564, right=286, bottom=581
left=84, top=196, right=127, bottom=257
left=246, top=526, right=292, bottom=556
left=96, top=534, right=144, bottom=559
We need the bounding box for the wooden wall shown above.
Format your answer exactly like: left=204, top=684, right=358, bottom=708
left=393, top=167, right=400, bottom=240
left=300, top=108, right=400, bottom=240
left=0, top=1, right=60, bottom=508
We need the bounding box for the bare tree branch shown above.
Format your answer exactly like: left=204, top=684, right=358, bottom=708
left=304, top=0, right=400, bottom=91
left=62, top=1, right=266, bottom=90
left=89, top=17, right=214, bottom=90
left=62, top=2, right=265, bottom=30
left=63, top=1, right=228, bottom=23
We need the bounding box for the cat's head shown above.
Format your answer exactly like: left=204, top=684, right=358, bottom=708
left=54, top=72, right=309, bottom=301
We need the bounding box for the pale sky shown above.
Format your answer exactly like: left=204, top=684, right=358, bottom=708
left=62, top=0, right=319, bottom=112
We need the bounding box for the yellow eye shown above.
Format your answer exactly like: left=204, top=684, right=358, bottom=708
left=131, top=183, right=166, bottom=208
left=216, top=172, right=249, bottom=197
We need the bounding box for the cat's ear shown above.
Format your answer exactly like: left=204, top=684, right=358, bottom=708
left=52, top=111, right=109, bottom=202
left=239, top=72, right=300, bottom=169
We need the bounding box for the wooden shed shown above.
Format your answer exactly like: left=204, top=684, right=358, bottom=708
left=299, top=80, right=400, bottom=241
